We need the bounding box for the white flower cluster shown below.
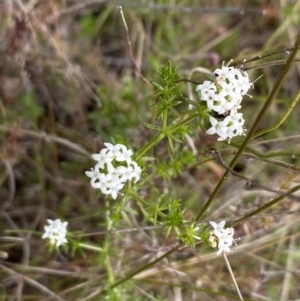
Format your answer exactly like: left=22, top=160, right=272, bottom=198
left=209, top=221, right=235, bottom=256
left=42, top=219, right=68, bottom=247
left=85, top=143, right=141, bottom=199
left=196, top=63, right=253, bottom=142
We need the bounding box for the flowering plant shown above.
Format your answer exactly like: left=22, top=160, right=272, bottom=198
left=196, top=63, right=253, bottom=142
left=36, top=47, right=300, bottom=300
left=208, top=221, right=235, bottom=255
left=42, top=219, right=68, bottom=248
left=85, top=143, right=141, bottom=199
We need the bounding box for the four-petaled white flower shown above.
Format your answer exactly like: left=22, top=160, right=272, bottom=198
left=196, top=62, right=253, bottom=142
left=42, top=219, right=68, bottom=247
left=209, top=221, right=235, bottom=255
left=206, top=116, right=228, bottom=141
left=86, top=143, right=141, bottom=199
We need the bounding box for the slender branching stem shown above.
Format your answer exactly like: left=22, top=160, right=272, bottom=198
left=252, top=90, right=300, bottom=138
left=195, top=36, right=300, bottom=222
left=230, top=184, right=300, bottom=227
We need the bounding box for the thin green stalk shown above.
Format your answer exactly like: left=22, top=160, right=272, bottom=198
left=136, top=132, right=165, bottom=160
left=105, top=199, right=114, bottom=284
left=136, top=113, right=197, bottom=160
left=168, top=113, right=197, bottom=133
left=229, top=143, right=300, bottom=171
left=195, top=36, right=300, bottom=222
left=129, top=191, right=149, bottom=206
left=253, top=90, right=300, bottom=139
left=78, top=243, right=103, bottom=252
left=95, top=244, right=181, bottom=298
left=104, top=237, right=115, bottom=284
left=230, top=184, right=300, bottom=227
left=241, top=152, right=300, bottom=171
left=162, top=100, right=168, bottom=130
left=109, top=244, right=180, bottom=290
left=128, top=191, right=150, bottom=217
left=233, top=143, right=299, bottom=159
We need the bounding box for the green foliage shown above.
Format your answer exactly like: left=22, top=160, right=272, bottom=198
left=101, top=287, right=127, bottom=301
left=156, top=149, right=195, bottom=180
left=199, top=224, right=212, bottom=247
left=164, top=199, right=184, bottom=237
left=178, top=220, right=203, bottom=248
left=151, top=61, right=181, bottom=120
left=0, top=284, right=7, bottom=301
left=80, top=15, right=98, bottom=37
left=2, top=2, right=300, bottom=301
left=144, top=194, right=168, bottom=224
left=282, top=3, right=300, bottom=24
left=69, top=237, right=87, bottom=258
left=18, top=93, right=44, bottom=124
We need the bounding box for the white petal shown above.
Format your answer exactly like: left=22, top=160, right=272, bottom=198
left=209, top=221, right=217, bottom=228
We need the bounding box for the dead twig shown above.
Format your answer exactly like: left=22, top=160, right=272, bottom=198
left=118, top=6, right=152, bottom=88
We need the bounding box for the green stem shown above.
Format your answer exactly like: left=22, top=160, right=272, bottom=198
left=232, top=143, right=299, bottom=159
left=104, top=237, right=115, bottom=284
left=136, top=132, right=164, bottom=160
left=162, top=101, right=168, bottom=130
left=78, top=243, right=103, bottom=252
left=230, top=184, right=300, bottom=227
left=109, top=244, right=180, bottom=290
left=129, top=191, right=149, bottom=206
left=168, top=113, right=197, bottom=133
left=252, top=90, right=300, bottom=139
left=195, top=36, right=300, bottom=222
left=128, top=191, right=150, bottom=217
left=229, top=144, right=300, bottom=171
left=95, top=245, right=180, bottom=298
left=136, top=113, right=197, bottom=160
left=105, top=199, right=114, bottom=284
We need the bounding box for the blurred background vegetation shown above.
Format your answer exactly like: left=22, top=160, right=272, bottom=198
left=0, top=0, right=300, bottom=300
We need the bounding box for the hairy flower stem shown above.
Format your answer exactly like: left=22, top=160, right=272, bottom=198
left=195, top=36, right=300, bottom=222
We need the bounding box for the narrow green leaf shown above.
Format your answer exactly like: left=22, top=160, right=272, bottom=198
left=144, top=122, right=162, bottom=131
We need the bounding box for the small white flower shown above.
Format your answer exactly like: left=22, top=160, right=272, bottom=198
left=213, top=62, right=252, bottom=93
left=221, top=111, right=246, bottom=142
left=196, top=62, right=253, bottom=142
left=234, top=70, right=252, bottom=95
left=218, top=81, right=242, bottom=110
left=104, top=143, right=131, bottom=162
left=85, top=168, right=98, bottom=179
left=196, top=80, right=216, bottom=93
left=206, top=110, right=246, bottom=143
left=210, top=220, right=226, bottom=234
left=227, top=111, right=246, bottom=136
left=42, top=219, right=68, bottom=247
left=100, top=174, right=124, bottom=199
left=115, top=144, right=133, bottom=163
left=92, top=148, right=112, bottom=169
left=86, top=143, right=141, bottom=199
left=206, top=116, right=228, bottom=141
left=124, top=161, right=140, bottom=182
left=209, top=221, right=235, bottom=255
left=204, top=91, right=227, bottom=114
left=213, top=65, right=233, bottom=79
